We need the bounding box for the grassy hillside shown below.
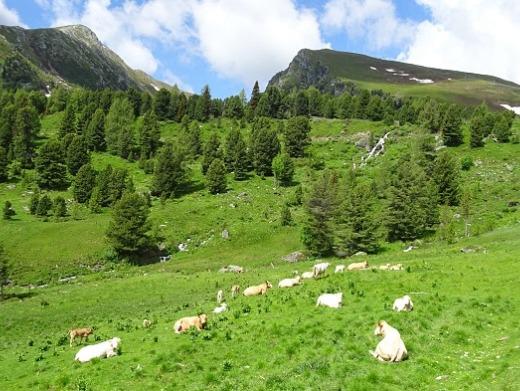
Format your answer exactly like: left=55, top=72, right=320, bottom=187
left=0, top=111, right=519, bottom=389
left=269, top=49, right=520, bottom=108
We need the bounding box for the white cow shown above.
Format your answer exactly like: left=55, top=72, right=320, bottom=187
left=217, top=289, right=224, bottom=304
left=393, top=295, right=413, bottom=312
left=74, top=337, right=121, bottom=363
left=278, top=276, right=302, bottom=288
left=335, top=264, right=345, bottom=273
left=316, top=292, right=343, bottom=308
left=301, top=271, right=314, bottom=279
left=347, top=260, right=369, bottom=271
left=213, top=303, right=228, bottom=314
left=312, top=262, right=330, bottom=278
left=370, top=321, right=408, bottom=362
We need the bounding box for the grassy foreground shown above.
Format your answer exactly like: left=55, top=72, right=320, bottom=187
left=1, top=224, right=520, bottom=390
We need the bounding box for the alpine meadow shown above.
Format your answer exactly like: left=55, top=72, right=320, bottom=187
left=1, top=11, right=520, bottom=391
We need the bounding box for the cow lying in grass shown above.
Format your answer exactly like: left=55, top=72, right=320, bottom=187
left=243, top=281, right=272, bottom=296
left=69, top=327, right=93, bottom=347
left=278, top=276, right=302, bottom=288
left=301, top=271, right=314, bottom=279
left=213, top=303, right=228, bottom=314
left=393, top=295, right=414, bottom=312
left=316, top=292, right=343, bottom=308
left=370, top=321, right=408, bottom=362
left=74, top=337, right=121, bottom=363
left=312, top=262, right=330, bottom=278
left=378, top=263, right=403, bottom=271
left=347, top=261, right=369, bottom=271
left=174, top=314, right=208, bottom=334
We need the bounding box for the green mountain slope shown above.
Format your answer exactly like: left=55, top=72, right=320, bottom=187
left=0, top=24, right=173, bottom=93
left=268, top=49, right=520, bottom=108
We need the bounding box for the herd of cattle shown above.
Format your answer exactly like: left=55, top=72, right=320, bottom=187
left=69, top=259, right=411, bottom=364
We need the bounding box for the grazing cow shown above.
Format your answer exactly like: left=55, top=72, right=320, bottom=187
left=142, top=319, right=152, bottom=328
left=389, top=264, right=403, bottom=271
left=213, top=303, right=228, bottom=314
left=69, top=327, right=93, bottom=347
left=378, top=263, right=391, bottom=270
left=231, top=285, right=240, bottom=297
left=173, top=314, right=208, bottom=334
left=312, top=262, right=330, bottom=278
left=347, top=260, right=369, bottom=271
left=243, top=281, right=272, bottom=297
left=370, top=321, right=408, bottom=362
left=393, top=295, right=413, bottom=312
left=301, top=271, right=314, bottom=279
left=316, top=292, right=343, bottom=308
left=217, top=289, right=224, bottom=304
left=278, top=276, right=302, bottom=288
left=74, top=337, right=121, bottom=363
left=335, top=264, right=345, bottom=273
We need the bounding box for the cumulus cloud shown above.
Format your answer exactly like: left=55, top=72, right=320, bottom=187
left=0, top=0, right=27, bottom=27
left=191, top=0, right=329, bottom=87
left=321, top=0, right=416, bottom=49
left=399, top=0, right=520, bottom=84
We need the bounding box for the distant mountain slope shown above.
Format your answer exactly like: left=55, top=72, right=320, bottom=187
left=269, top=49, right=520, bottom=108
left=0, top=24, right=173, bottom=93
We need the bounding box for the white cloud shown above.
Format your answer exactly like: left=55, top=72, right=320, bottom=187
left=162, top=69, right=194, bottom=94
left=399, top=0, right=520, bottom=84
left=321, top=0, right=416, bottom=50
left=0, top=0, right=27, bottom=27
left=191, top=0, right=329, bottom=87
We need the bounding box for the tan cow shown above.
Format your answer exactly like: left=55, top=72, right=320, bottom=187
left=243, top=281, right=272, bottom=297
left=173, top=314, right=208, bottom=334
left=69, top=327, right=93, bottom=347
left=347, top=260, right=369, bottom=271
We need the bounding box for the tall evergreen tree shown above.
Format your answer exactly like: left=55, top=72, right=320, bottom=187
left=106, top=193, right=150, bottom=256
left=36, top=194, right=52, bottom=217
left=284, top=116, right=311, bottom=157
left=441, top=104, right=463, bottom=147
left=105, top=98, right=135, bottom=158
left=0, top=146, right=8, bottom=182
left=35, top=140, right=69, bottom=190
left=13, top=106, right=40, bottom=167
left=152, top=143, right=186, bottom=198
left=493, top=114, right=512, bottom=143
left=0, top=103, right=16, bottom=148
left=206, top=158, right=227, bottom=194
left=293, top=90, right=308, bottom=116
left=85, top=108, right=106, bottom=151
left=59, top=105, right=76, bottom=138
left=432, top=151, right=460, bottom=206
left=201, top=132, right=222, bottom=174
left=73, top=164, right=97, bottom=204
left=272, top=152, right=294, bottom=186
left=96, top=165, right=114, bottom=206
left=199, top=85, right=212, bottom=121
left=180, top=120, right=202, bottom=159
left=154, top=88, right=171, bottom=120
left=66, top=135, right=90, bottom=175
left=469, top=113, right=485, bottom=148
left=251, top=120, right=280, bottom=176
left=249, top=81, right=261, bottom=111
left=138, top=111, right=161, bottom=159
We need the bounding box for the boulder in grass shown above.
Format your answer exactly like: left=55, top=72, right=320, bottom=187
left=282, top=251, right=307, bottom=263
left=353, top=251, right=367, bottom=257
left=219, top=265, right=244, bottom=273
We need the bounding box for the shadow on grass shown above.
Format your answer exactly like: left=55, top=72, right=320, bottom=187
left=125, top=247, right=171, bottom=266
left=1, top=290, right=37, bottom=301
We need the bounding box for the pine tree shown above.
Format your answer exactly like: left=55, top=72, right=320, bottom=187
left=106, top=193, right=150, bottom=256
left=13, top=106, right=40, bottom=167
left=201, top=132, right=222, bottom=174
left=89, top=186, right=103, bottom=213
left=199, top=85, right=212, bottom=121
left=76, top=103, right=96, bottom=134
left=493, top=114, right=512, bottom=143
left=154, top=88, right=171, bottom=120
left=138, top=110, right=161, bottom=159
left=66, top=135, right=90, bottom=175
left=95, top=165, right=114, bottom=206
left=251, top=124, right=280, bottom=176
left=152, top=143, right=186, bottom=198
left=0, top=103, right=16, bottom=148
left=432, top=151, right=460, bottom=206
left=36, top=194, right=52, bottom=217
left=3, top=201, right=15, bottom=220
left=469, top=113, right=485, bottom=148
left=53, top=196, right=67, bottom=218
left=293, top=91, right=308, bottom=116
left=280, top=204, right=292, bottom=226
left=59, top=105, right=76, bottom=138
left=105, top=98, right=135, bottom=158
left=180, top=120, right=202, bottom=159
left=284, top=116, right=311, bottom=157
left=0, top=146, right=8, bottom=182
left=366, top=95, right=384, bottom=121
left=249, top=81, right=261, bottom=111
left=386, top=158, right=439, bottom=241
left=441, top=104, right=463, bottom=147
left=301, top=171, right=338, bottom=256
left=224, top=127, right=249, bottom=180
left=206, top=158, right=227, bottom=194
left=85, top=108, right=106, bottom=151
left=35, top=140, right=69, bottom=190
left=272, top=152, right=294, bottom=186
left=73, top=164, right=97, bottom=204
left=108, top=169, right=131, bottom=205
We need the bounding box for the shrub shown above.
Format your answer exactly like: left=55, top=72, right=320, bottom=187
left=460, top=156, right=474, bottom=171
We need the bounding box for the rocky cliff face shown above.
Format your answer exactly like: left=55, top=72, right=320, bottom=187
left=0, top=24, right=171, bottom=93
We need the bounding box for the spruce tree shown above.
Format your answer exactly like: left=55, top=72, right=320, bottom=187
left=206, top=158, right=227, bottom=194
left=293, top=91, right=308, bottom=116
left=96, top=165, right=114, bottom=206
left=272, top=152, right=294, bottom=186
left=154, top=88, right=171, bottom=120
left=441, top=104, right=463, bottom=147
left=35, top=140, right=69, bottom=190
left=3, top=201, right=15, bottom=220
left=199, top=85, right=212, bottom=121
left=251, top=124, right=280, bottom=176
left=493, top=114, right=512, bottom=143
left=249, top=81, right=261, bottom=111
left=224, top=127, right=249, bottom=180
left=432, top=151, right=460, bottom=206
left=13, top=106, right=40, bottom=167
left=36, top=194, right=52, bottom=217
left=469, top=113, right=485, bottom=148
left=139, top=110, right=161, bottom=159
left=180, top=120, right=202, bottom=159
left=106, top=192, right=150, bottom=256
left=66, top=135, right=90, bottom=175
left=105, top=98, right=135, bottom=158
left=152, top=143, right=186, bottom=198
left=73, top=164, right=97, bottom=204
left=280, top=204, right=293, bottom=226
left=53, top=196, right=67, bottom=218
left=0, top=146, right=8, bottom=182
left=201, top=132, right=222, bottom=174
left=284, top=116, right=311, bottom=157
left=89, top=186, right=103, bottom=213
left=85, top=108, right=106, bottom=151
left=0, top=103, right=16, bottom=148
left=59, top=105, right=76, bottom=138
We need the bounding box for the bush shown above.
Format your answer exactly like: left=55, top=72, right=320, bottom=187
left=460, top=156, right=474, bottom=171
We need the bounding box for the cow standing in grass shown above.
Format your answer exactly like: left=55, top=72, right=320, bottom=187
left=69, top=327, right=93, bottom=347
left=243, top=281, right=272, bottom=296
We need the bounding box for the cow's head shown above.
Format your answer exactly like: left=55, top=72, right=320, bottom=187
left=374, top=321, right=387, bottom=336
left=199, top=314, right=208, bottom=326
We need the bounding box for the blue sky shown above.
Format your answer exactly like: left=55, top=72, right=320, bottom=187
left=1, top=1, right=519, bottom=98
